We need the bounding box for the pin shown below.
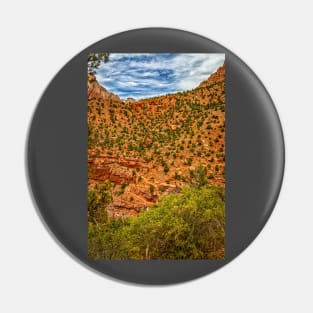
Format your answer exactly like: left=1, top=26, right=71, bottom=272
left=27, top=28, right=284, bottom=285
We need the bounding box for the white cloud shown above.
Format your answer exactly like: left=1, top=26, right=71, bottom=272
left=95, top=53, right=225, bottom=99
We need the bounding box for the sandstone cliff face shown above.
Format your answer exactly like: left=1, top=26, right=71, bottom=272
left=88, top=153, right=146, bottom=185
left=88, top=73, right=121, bottom=102
left=88, top=152, right=155, bottom=216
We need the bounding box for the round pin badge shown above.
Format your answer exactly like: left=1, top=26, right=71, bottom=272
left=27, top=28, right=284, bottom=285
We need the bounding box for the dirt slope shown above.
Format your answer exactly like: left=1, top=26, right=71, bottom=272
left=88, top=64, right=225, bottom=217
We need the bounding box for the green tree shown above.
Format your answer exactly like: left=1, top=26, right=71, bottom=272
left=149, top=184, right=155, bottom=194
left=163, top=163, right=169, bottom=174
left=88, top=185, right=225, bottom=260
left=88, top=180, right=112, bottom=224
left=88, top=53, right=109, bottom=74
left=190, top=164, right=208, bottom=188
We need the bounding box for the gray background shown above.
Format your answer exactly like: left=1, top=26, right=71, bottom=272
left=27, top=28, right=284, bottom=285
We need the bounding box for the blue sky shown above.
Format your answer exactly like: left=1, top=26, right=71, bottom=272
left=96, top=53, right=225, bottom=100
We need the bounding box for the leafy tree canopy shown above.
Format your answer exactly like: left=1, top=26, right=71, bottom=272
left=88, top=53, right=109, bottom=74
left=88, top=185, right=225, bottom=260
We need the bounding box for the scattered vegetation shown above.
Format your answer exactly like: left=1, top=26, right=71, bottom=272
left=88, top=185, right=225, bottom=259
left=88, top=63, right=225, bottom=259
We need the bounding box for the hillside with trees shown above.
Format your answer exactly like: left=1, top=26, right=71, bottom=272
left=88, top=61, right=225, bottom=259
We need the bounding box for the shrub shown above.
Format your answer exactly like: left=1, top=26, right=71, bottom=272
left=163, top=163, right=169, bottom=173
left=88, top=180, right=112, bottom=224
left=88, top=186, right=225, bottom=260
left=149, top=184, right=155, bottom=194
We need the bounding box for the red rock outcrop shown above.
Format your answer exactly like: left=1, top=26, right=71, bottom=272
left=89, top=161, right=134, bottom=185
left=88, top=73, right=121, bottom=102
left=123, top=97, right=136, bottom=104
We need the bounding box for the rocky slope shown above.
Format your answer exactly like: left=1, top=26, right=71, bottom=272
left=88, top=64, right=225, bottom=217
left=88, top=73, right=121, bottom=102
left=199, top=63, right=225, bottom=88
